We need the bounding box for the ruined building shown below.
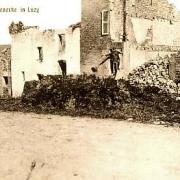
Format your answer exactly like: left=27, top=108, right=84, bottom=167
left=10, top=22, right=80, bottom=97
left=0, top=45, right=11, bottom=97
left=80, top=0, right=180, bottom=77
left=10, top=0, right=180, bottom=97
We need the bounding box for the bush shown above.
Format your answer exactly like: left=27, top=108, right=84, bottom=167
left=22, top=75, right=131, bottom=110
left=21, top=74, right=180, bottom=123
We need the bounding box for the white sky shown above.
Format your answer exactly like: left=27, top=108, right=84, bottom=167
left=0, top=0, right=81, bottom=43
left=0, top=0, right=179, bottom=43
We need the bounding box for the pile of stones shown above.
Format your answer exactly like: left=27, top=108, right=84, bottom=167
left=128, top=55, right=179, bottom=94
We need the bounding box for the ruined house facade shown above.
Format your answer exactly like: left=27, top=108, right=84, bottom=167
left=0, top=45, right=11, bottom=97
left=80, top=0, right=180, bottom=77
left=11, top=24, right=80, bottom=97
left=10, top=0, right=180, bottom=97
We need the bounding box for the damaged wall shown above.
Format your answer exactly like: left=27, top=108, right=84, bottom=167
left=127, top=0, right=180, bottom=70
left=128, top=17, right=180, bottom=70
left=81, top=0, right=180, bottom=77
left=0, top=45, right=11, bottom=97
left=11, top=25, right=80, bottom=97
left=130, top=18, right=180, bottom=46
left=65, top=25, right=81, bottom=75
left=130, top=0, right=175, bottom=20
left=129, top=47, right=179, bottom=70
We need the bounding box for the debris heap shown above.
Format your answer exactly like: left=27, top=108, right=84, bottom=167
left=9, top=21, right=25, bottom=35
left=128, top=55, right=179, bottom=94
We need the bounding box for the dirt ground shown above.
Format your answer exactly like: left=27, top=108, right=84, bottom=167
left=0, top=111, right=180, bottom=180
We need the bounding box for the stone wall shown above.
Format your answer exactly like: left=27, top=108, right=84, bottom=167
left=109, top=0, right=124, bottom=42
left=11, top=25, right=80, bottom=97
left=81, top=0, right=112, bottom=75
left=0, top=45, right=11, bottom=97
left=130, top=17, right=180, bottom=45
left=129, top=0, right=175, bottom=21
left=126, top=12, right=180, bottom=70
left=124, top=0, right=180, bottom=72
left=65, top=25, right=81, bottom=75
left=129, top=47, right=179, bottom=70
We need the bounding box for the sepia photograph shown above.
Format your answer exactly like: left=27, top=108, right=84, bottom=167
left=0, top=0, right=180, bottom=179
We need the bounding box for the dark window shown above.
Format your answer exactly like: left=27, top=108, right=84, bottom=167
left=150, top=0, right=153, bottom=5
left=37, top=47, right=43, bottom=62
left=58, top=60, right=67, bottom=77
left=3, top=76, right=8, bottom=85
left=58, top=34, right=65, bottom=51
left=22, top=71, right=25, bottom=81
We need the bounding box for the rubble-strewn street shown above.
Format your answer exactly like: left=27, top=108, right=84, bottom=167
left=0, top=111, right=180, bottom=180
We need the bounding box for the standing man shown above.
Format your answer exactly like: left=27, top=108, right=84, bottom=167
left=99, top=47, right=122, bottom=77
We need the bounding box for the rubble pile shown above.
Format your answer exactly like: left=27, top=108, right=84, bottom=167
left=0, top=72, right=179, bottom=124
left=128, top=55, right=179, bottom=94
left=22, top=74, right=130, bottom=110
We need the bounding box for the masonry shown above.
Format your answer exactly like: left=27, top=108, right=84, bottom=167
left=0, top=45, right=11, bottom=97
left=80, top=0, right=112, bottom=75
left=10, top=22, right=80, bottom=97
left=80, top=0, right=180, bottom=77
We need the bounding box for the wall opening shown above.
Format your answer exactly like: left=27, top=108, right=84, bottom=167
left=3, top=76, right=8, bottom=85
left=58, top=34, right=65, bottom=51
left=58, top=60, right=67, bottom=77
left=22, top=71, right=25, bottom=81
left=37, top=47, right=43, bottom=62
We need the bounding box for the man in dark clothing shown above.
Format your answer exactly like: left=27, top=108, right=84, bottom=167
left=99, top=48, right=122, bottom=77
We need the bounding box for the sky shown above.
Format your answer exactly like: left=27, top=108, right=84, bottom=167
left=0, top=0, right=81, bottom=43
left=0, top=0, right=179, bottom=43
left=170, top=0, right=180, bottom=9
